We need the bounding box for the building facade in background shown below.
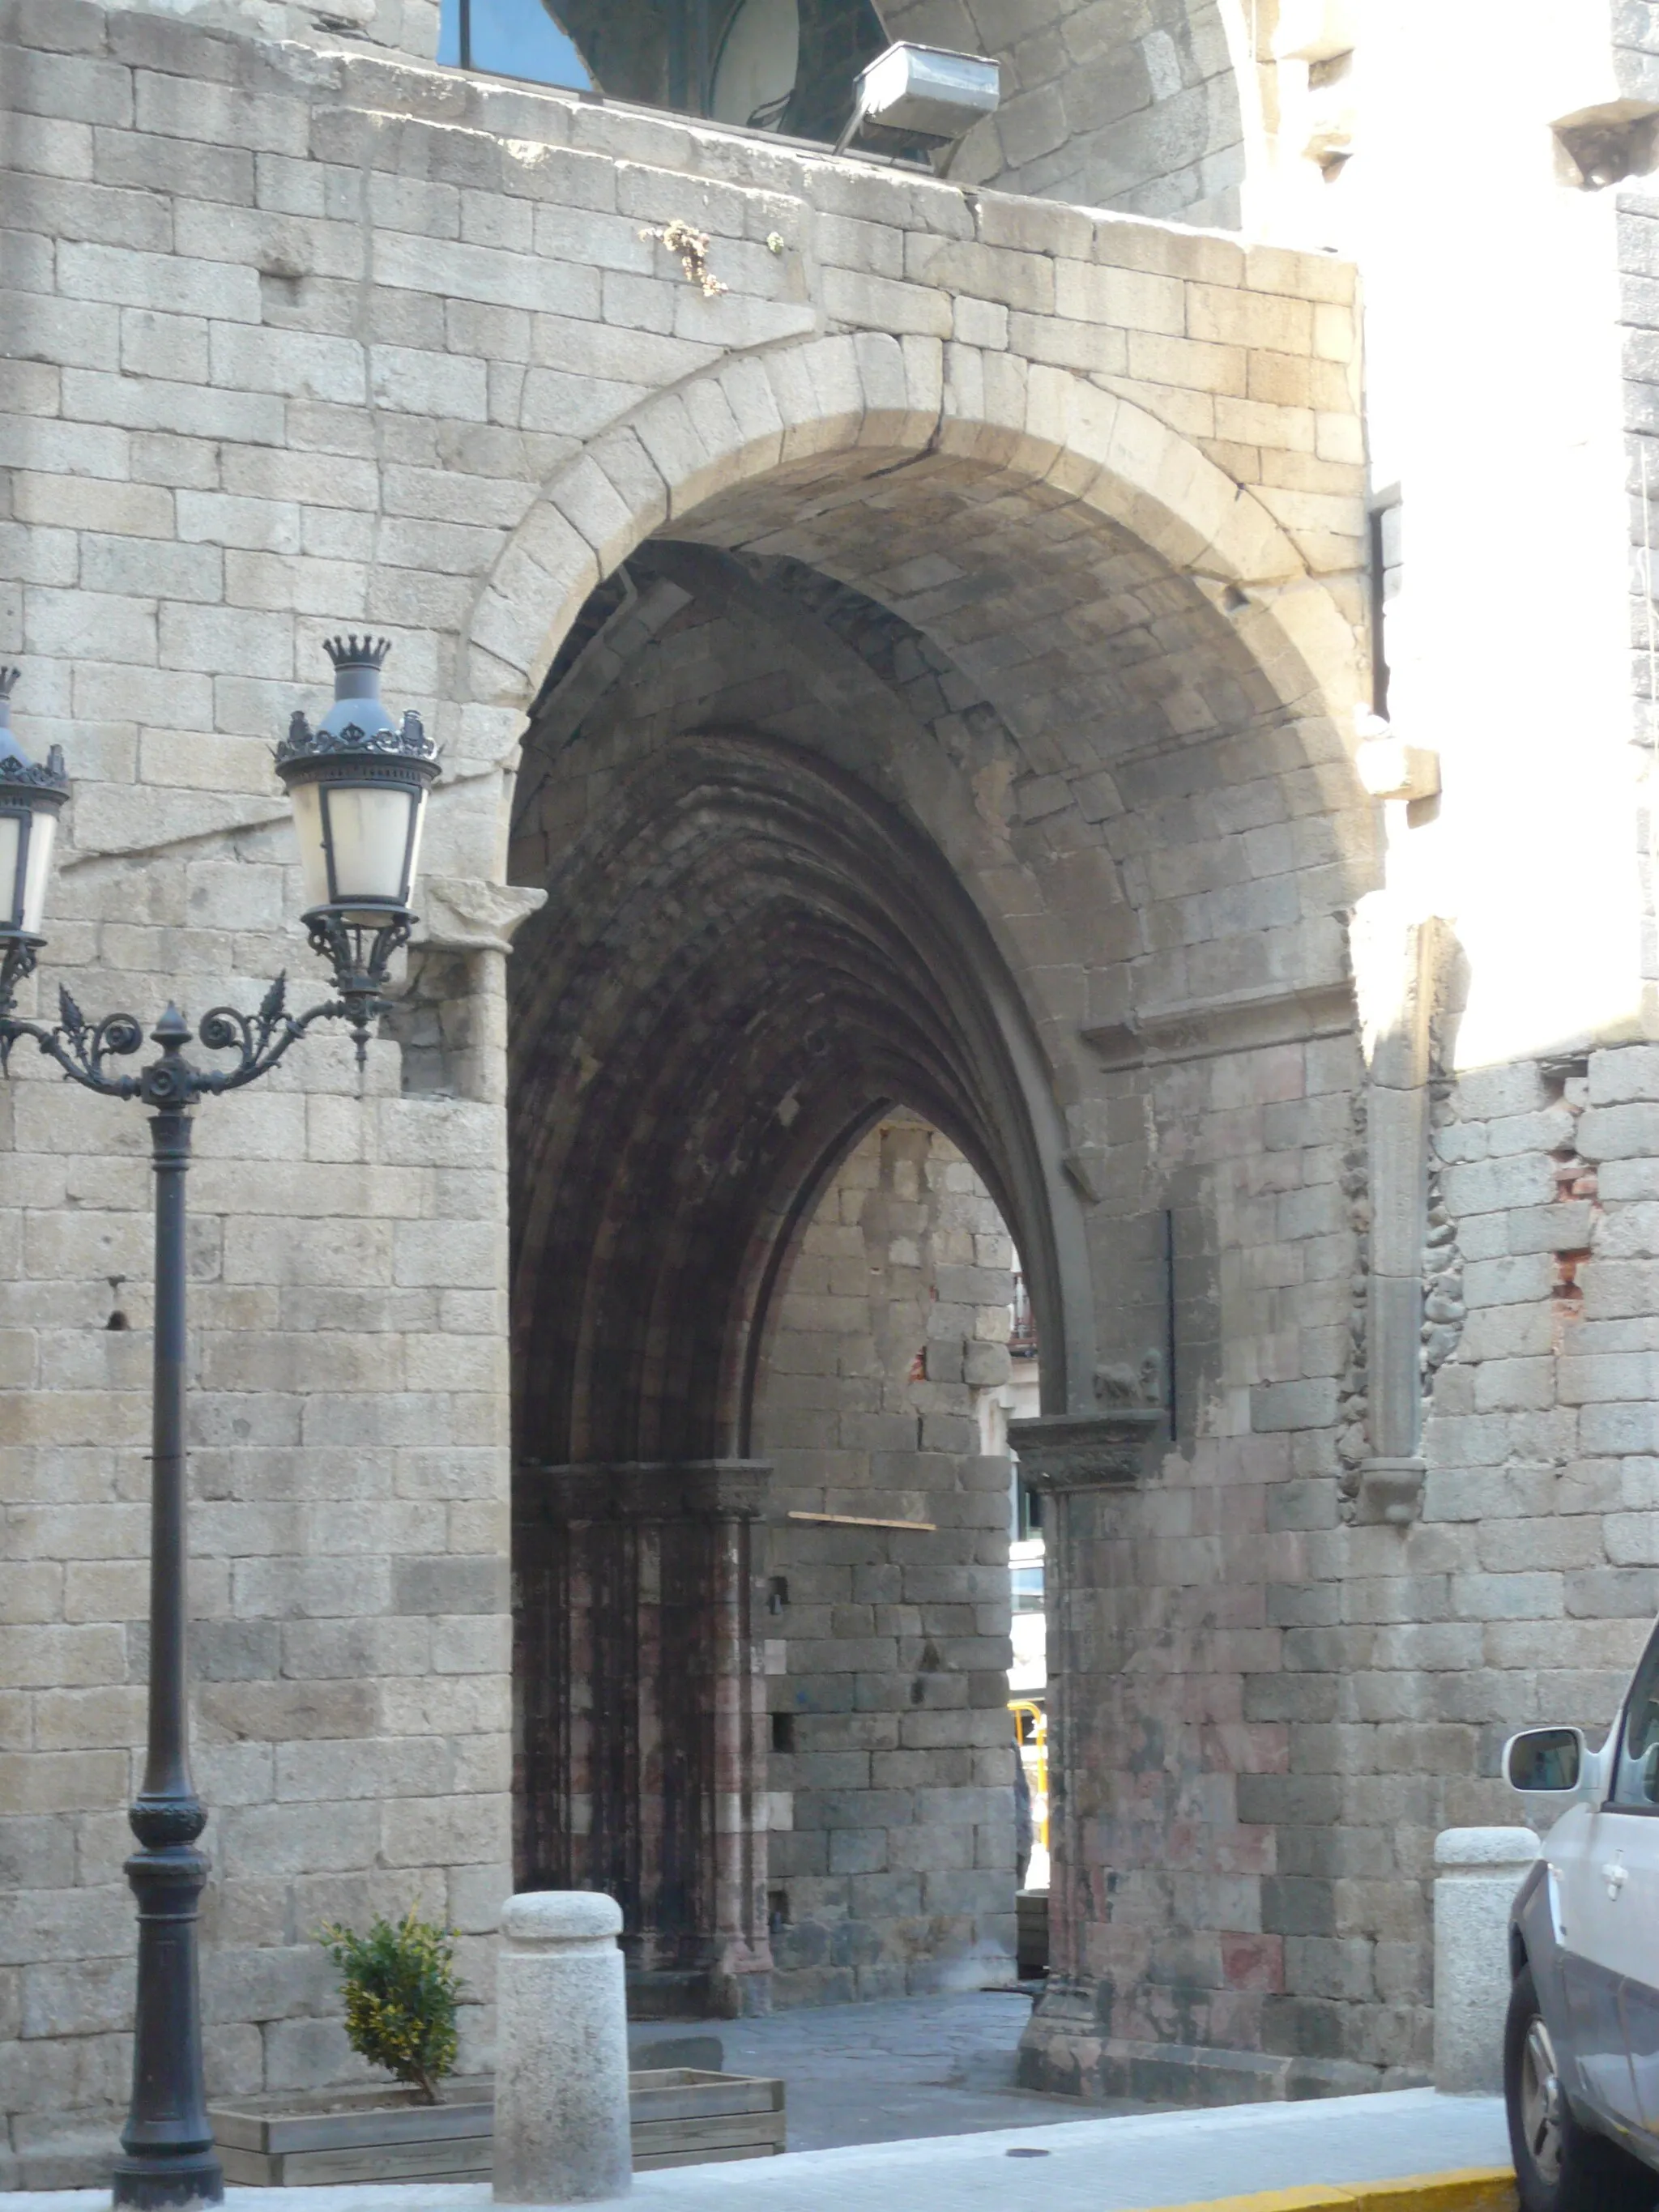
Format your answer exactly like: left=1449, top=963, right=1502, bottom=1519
left=3, top=0, right=1658, bottom=2180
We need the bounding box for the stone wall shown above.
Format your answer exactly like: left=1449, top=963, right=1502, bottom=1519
left=117, top=0, right=1251, bottom=230
left=5, top=0, right=1659, bottom=2172
left=53, top=0, right=440, bottom=65
left=0, top=0, right=1465, bottom=2172
left=880, top=0, right=1244, bottom=227
left=755, top=1117, right=1018, bottom=2005
left=15, top=0, right=1659, bottom=2150
left=0, top=893, right=513, bottom=2180
left=1019, top=1004, right=1381, bottom=2102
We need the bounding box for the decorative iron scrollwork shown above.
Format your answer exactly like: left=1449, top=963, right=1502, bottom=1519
left=1, top=956, right=393, bottom=1099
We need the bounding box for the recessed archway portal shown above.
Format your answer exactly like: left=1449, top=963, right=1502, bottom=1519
left=503, top=420, right=1363, bottom=2015
left=507, top=709, right=1069, bottom=2010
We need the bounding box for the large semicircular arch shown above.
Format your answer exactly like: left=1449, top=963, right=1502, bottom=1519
left=467, top=335, right=1365, bottom=737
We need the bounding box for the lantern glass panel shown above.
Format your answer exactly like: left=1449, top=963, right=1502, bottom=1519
left=322, top=782, right=421, bottom=912
left=0, top=813, right=20, bottom=930
left=19, top=808, right=54, bottom=936
left=403, top=789, right=428, bottom=905
left=288, top=779, right=331, bottom=912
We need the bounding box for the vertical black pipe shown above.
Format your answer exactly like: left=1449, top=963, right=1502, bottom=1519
left=1164, top=1205, right=1177, bottom=1443
left=690, top=0, right=710, bottom=114
left=1368, top=502, right=1392, bottom=718
left=667, top=0, right=688, bottom=113
left=458, top=0, right=471, bottom=70
left=112, top=1100, right=222, bottom=2212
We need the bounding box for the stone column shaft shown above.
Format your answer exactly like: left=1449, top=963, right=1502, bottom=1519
left=514, top=1460, right=772, bottom=2018
left=1004, top=1412, right=1162, bottom=2076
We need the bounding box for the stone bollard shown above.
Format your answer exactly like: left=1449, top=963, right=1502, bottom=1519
left=1433, top=1826, right=1540, bottom=2094
left=493, top=1892, right=633, bottom=2205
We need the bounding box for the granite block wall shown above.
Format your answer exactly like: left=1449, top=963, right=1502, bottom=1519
left=755, top=1117, right=1019, bottom=2005
left=2, top=0, right=1525, bottom=2170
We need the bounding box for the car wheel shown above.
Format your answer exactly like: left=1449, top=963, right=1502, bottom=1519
left=1505, top=1964, right=1656, bottom=2212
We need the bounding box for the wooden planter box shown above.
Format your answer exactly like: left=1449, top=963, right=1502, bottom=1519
left=211, top=2081, right=495, bottom=2188
left=209, top=2067, right=784, bottom=2185
left=629, top=2068, right=785, bottom=2170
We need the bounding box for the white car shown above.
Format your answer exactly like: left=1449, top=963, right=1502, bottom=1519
left=1503, top=1622, right=1659, bottom=2210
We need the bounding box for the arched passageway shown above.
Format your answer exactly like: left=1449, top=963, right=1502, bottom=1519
left=507, top=715, right=1077, bottom=2010
left=509, top=725, right=1077, bottom=1467
left=501, top=397, right=1371, bottom=2027
left=752, top=1112, right=1038, bottom=2007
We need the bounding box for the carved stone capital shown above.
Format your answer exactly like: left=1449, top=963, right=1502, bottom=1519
left=518, top=1458, right=772, bottom=1526
left=418, top=876, right=548, bottom=953
left=1354, top=1456, right=1425, bottom=1527
left=1007, top=1411, right=1162, bottom=1491
left=1354, top=731, right=1439, bottom=802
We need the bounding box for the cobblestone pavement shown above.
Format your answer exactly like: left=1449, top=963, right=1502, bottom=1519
left=674, top=1988, right=1136, bottom=2149
left=0, top=2089, right=1512, bottom=2212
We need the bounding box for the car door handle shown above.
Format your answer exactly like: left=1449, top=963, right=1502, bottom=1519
left=1603, top=1861, right=1629, bottom=1895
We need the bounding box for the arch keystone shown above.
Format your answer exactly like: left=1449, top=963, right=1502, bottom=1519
left=801, top=334, right=868, bottom=450
left=633, top=392, right=725, bottom=523
left=548, top=452, right=640, bottom=578
left=712, top=355, right=787, bottom=462
left=852, top=330, right=934, bottom=450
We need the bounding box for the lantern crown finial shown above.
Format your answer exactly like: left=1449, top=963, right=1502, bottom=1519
left=276, top=631, right=436, bottom=771
left=0, top=665, right=68, bottom=796
left=323, top=634, right=392, bottom=676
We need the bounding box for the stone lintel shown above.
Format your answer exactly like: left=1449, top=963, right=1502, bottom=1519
left=1080, top=979, right=1354, bottom=1072
left=1007, top=1411, right=1162, bottom=1490
left=518, top=1459, right=772, bottom=1524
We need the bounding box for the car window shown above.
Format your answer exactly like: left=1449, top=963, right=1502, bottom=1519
left=1614, top=1628, right=1659, bottom=1807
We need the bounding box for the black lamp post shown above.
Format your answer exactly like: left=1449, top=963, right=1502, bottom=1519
left=0, top=640, right=438, bottom=2212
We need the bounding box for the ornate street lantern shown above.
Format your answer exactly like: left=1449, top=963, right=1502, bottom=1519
left=0, top=638, right=438, bottom=2210
left=274, top=636, right=440, bottom=1059
left=0, top=667, right=70, bottom=1011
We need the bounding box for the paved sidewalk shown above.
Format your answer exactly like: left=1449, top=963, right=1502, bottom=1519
left=680, top=1988, right=1134, bottom=2147
left=0, top=2090, right=1510, bottom=2212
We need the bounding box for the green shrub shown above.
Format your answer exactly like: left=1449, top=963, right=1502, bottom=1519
left=318, top=1909, right=463, bottom=2104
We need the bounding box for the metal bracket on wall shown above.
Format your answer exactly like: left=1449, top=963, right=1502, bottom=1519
left=785, top=1510, right=937, bottom=1532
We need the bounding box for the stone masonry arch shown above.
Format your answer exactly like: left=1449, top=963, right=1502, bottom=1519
left=501, top=343, right=1376, bottom=2027
left=467, top=336, right=1364, bottom=735
left=493, top=338, right=1372, bottom=1221
left=509, top=729, right=1091, bottom=1453
left=508, top=728, right=1090, bottom=2009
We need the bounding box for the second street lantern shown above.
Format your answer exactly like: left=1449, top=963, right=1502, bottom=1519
left=274, top=635, right=440, bottom=1059
left=0, top=665, right=70, bottom=1008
